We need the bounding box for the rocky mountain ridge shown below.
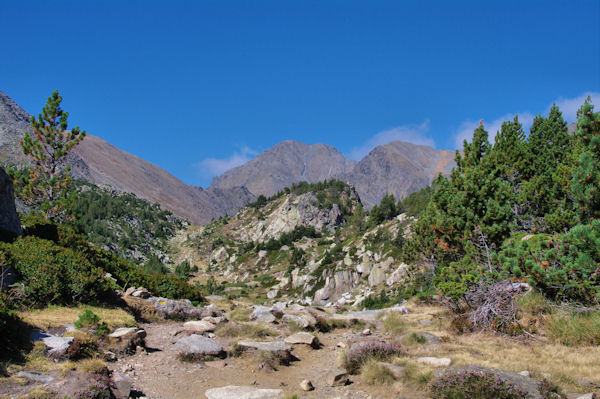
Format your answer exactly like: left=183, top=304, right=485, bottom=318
left=0, top=91, right=254, bottom=224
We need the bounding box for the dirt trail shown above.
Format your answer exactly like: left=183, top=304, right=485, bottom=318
left=109, top=321, right=424, bottom=399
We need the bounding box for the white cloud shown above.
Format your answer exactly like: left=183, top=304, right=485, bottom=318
left=348, top=120, right=434, bottom=160
left=452, top=91, right=600, bottom=149
left=553, top=92, right=600, bottom=123
left=194, top=146, right=257, bottom=177
left=453, top=112, right=534, bottom=149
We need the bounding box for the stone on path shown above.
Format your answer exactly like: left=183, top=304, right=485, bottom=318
left=110, top=372, right=133, bottom=399
left=327, top=369, right=350, bottom=386
left=417, top=356, right=451, bottom=367
left=300, top=379, right=314, bottom=391
left=205, top=385, right=284, bottom=399
left=250, top=306, right=276, bottom=323
left=174, top=334, right=224, bottom=357
left=284, top=332, right=318, bottom=347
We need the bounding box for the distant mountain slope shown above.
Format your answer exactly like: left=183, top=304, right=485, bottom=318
left=210, top=139, right=455, bottom=208
left=0, top=90, right=254, bottom=224
left=210, top=140, right=356, bottom=196
left=342, top=141, right=455, bottom=207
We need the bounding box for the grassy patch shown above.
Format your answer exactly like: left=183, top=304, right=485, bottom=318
left=360, top=359, right=397, bottom=385
left=517, top=291, right=552, bottom=315
left=228, top=307, right=251, bottom=322
left=18, top=305, right=135, bottom=330
left=546, top=310, right=600, bottom=346
left=382, top=312, right=406, bottom=336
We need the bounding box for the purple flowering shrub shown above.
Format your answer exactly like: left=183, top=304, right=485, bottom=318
left=430, top=368, right=532, bottom=399
left=342, top=341, right=404, bottom=373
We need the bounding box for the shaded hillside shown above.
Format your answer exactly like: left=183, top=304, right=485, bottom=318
left=0, top=90, right=254, bottom=224
left=210, top=140, right=356, bottom=196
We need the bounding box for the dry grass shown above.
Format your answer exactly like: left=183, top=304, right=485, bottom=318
left=18, top=305, right=135, bottom=330
left=381, top=311, right=407, bottom=336
left=77, top=358, right=108, bottom=375
left=545, top=310, right=600, bottom=346
left=429, top=333, right=600, bottom=390
left=375, top=300, right=600, bottom=392
left=361, top=359, right=397, bottom=385
left=228, top=307, right=251, bottom=322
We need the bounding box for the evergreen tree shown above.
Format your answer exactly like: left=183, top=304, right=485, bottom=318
left=572, top=98, right=600, bottom=221
left=15, top=91, right=86, bottom=220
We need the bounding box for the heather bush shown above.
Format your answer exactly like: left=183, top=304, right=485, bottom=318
left=430, top=368, right=531, bottom=399
left=342, top=341, right=404, bottom=373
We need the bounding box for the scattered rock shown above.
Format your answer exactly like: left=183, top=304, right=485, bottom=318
left=205, top=385, right=284, bottom=399
left=519, top=370, right=531, bottom=377
left=16, top=371, right=54, bottom=384
left=267, top=290, right=278, bottom=299
left=183, top=320, right=216, bottom=333
left=284, top=332, right=318, bottom=347
left=300, top=379, right=314, bottom=391
left=327, top=369, right=350, bottom=386
left=361, top=328, right=372, bottom=336
left=576, top=394, right=597, bottom=399
left=174, top=334, right=224, bottom=358
left=417, top=356, right=451, bottom=367
left=110, top=372, right=133, bottom=399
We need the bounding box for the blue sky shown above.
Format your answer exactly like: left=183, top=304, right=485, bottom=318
left=1, top=0, right=599, bottom=187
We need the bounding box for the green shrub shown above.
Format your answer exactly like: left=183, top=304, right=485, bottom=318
left=1, top=236, right=113, bottom=307
left=498, top=222, right=600, bottom=303
left=74, top=309, right=109, bottom=337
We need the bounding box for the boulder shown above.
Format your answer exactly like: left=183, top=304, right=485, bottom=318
left=30, top=331, right=73, bottom=358
left=386, top=263, right=409, bottom=286
left=107, top=327, right=146, bottom=355
left=250, top=306, right=276, bottom=323
left=183, top=320, right=216, bottom=333
left=327, top=369, right=350, bottom=386
left=110, top=372, right=132, bottom=399
left=284, top=332, right=318, bottom=347
left=174, top=334, right=224, bottom=358
left=146, top=297, right=218, bottom=320
left=205, top=385, right=284, bottom=399
left=266, top=290, right=278, bottom=299
left=0, top=167, right=22, bottom=237
left=236, top=340, right=291, bottom=354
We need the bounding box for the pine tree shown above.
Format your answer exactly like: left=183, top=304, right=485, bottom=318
left=572, top=98, right=600, bottom=221
left=17, top=91, right=86, bottom=220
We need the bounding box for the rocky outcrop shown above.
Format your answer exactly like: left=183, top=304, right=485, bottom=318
left=0, top=167, right=21, bottom=236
